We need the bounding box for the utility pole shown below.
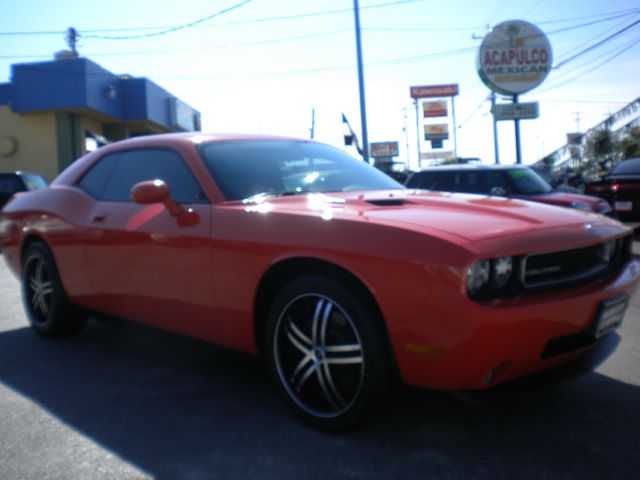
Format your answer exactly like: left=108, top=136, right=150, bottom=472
left=66, top=27, right=78, bottom=56
left=573, top=111, right=582, bottom=132
left=309, top=108, right=316, bottom=139
left=415, top=99, right=421, bottom=169
left=353, top=0, right=370, bottom=163
left=513, top=94, right=522, bottom=164
left=402, top=107, right=410, bottom=170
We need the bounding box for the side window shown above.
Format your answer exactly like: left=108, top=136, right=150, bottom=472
left=434, top=172, right=455, bottom=191
left=0, top=175, right=25, bottom=194
left=78, top=153, right=120, bottom=199
left=100, top=149, right=207, bottom=204
left=409, top=172, right=454, bottom=191
left=456, top=172, right=489, bottom=194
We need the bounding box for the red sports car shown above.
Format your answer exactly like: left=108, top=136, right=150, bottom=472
left=1, top=133, right=639, bottom=430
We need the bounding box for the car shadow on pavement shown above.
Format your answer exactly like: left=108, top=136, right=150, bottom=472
left=1, top=319, right=639, bottom=480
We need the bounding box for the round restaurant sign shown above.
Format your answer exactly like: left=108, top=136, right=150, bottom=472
left=477, top=20, right=552, bottom=96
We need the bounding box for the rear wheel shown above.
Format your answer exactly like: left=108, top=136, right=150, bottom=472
left=265, top=276, right=392, bottom=431
left=21, top=242, right=86, bottom=337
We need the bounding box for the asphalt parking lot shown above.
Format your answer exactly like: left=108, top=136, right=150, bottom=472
left=1, top=236, right=639, bottom=480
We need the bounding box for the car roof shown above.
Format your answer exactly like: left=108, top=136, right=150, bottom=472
left=413, top=164, right=529, bottom=173
left=104, top=132, right=313, bottom=149
left=611, top=157, right=640, bottom=174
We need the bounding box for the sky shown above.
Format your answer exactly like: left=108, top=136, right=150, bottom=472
left=1, top=0, right=639, bottom=171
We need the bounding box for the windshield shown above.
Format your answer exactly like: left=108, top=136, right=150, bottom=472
left=506, top=168, right=553, bottom=195
left=198, top=140, right=403, bottom=201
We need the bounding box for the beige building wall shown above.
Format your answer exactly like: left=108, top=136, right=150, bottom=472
left=0, top=106, right=58, bottom=182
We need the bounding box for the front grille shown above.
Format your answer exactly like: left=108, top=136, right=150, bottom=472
left=522, top=236, right=630, bottom=290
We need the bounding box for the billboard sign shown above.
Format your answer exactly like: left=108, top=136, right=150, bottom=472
left=410, top=84, right=459, bottom=99
left=424, top=124, right=449, bottom=140
left=370, top=141, right=399, bottom=158
left=423, top=101, right=448, bottom=118
left=493, top=102, right=539, bottom=120
left=477, top=20, right=552, bottom=95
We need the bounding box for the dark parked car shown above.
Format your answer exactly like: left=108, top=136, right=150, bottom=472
left=585, top=158, right=640, bottom=222
left=0, top=172, right=48, bottom=210
left=406, top=165, right=614, bottom=217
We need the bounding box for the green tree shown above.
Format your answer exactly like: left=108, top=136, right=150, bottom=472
left=616, top=126, right=640, bottom=160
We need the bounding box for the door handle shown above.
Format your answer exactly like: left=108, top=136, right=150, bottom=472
left=90, top=212, right=107, bottom=223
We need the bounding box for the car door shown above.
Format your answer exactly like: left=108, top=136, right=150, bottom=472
left=76, top=147, right=214, bottom=336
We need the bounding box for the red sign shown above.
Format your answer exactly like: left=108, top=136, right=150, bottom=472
left=423, top=101, right=448, bottom=118
left=410, top=84, right=459, bottom=99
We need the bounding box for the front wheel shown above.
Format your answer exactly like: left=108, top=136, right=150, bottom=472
left=265, top=276, right=393, bottom=431
left=21, top=242, right=86, bottom=337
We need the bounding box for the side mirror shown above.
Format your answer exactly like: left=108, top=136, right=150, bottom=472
left=131, top=180, right=183, bottom=216
left=131, top=180, right=170, bottom=204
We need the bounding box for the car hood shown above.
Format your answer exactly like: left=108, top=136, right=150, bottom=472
left=242, top=189, right=623, bottom=243
left=523, top=191, right=607, bottom=209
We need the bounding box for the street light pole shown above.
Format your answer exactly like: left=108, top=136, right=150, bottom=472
left=353, top=0, right=370, bottom=163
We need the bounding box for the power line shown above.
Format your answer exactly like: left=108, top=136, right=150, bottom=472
left=534, top=7, right=640, bottom=25
left=77, top=0, right=430, bottom=40
left=2, top=4, right=638, bottom=37
left=545, top=11, right=640, bottom=37
left=539, top=34, right=640, bottom=93
left=553, top=14, right=639, bottom=64
left=83, top=0, right=254, bottom=40
left=363, top=9, right=639, bottom=35
left=3, top=10, right=631, bottom=62
left=555, top=17, right=640, bottom=68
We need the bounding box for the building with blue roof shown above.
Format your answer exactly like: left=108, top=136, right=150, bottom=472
left=0, top=53, right=200, bottom=180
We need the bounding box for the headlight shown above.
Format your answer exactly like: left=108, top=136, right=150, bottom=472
left=467, top=256, right=514, bottom=299
left=494, top=256, right=513, bottom=288
left=570, top=201, right=593, bottom=212
left=467, top=260, right=490, bottom=295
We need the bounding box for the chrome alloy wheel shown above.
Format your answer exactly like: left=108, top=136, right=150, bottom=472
left=24, top=254, right=54, bottom=323
left=273, top=294, right=365, bottom=419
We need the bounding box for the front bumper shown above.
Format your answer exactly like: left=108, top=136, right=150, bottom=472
left=392, top=256, right=640, bottom=390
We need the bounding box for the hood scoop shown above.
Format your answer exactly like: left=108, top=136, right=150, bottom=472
left=366, top=198, right=409, bottom=207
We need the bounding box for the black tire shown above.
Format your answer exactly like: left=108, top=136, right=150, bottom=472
left=265, top=275, right=393, bottom=431
left=21, top=242, right=86, bottom=337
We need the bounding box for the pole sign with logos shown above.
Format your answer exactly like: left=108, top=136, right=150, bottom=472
left=477, top=19, right=552, bottom=164
left=493, top=102, right=539, bottom=120
left=477, top=20, right=552, bottom=95
left=410, top=84, right=459, bottom=165
left=370, top=141, right=399, bottom=158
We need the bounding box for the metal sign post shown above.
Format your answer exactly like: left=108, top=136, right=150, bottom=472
left=415, top=99, right=421, bottom=169
left=451, top=96, right=458, bottom=160
left=513, top=94, right=522, bottom=164
left=492, top=92, right=500, bottom=164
